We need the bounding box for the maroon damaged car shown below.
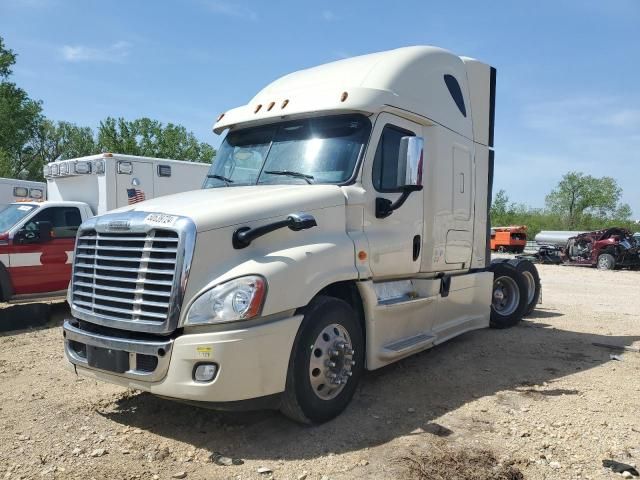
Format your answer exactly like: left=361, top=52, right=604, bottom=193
left=563, top=228, right=640, bottom=270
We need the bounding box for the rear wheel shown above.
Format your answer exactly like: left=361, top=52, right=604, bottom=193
left=597, top=253, right=616, bottom=270
left=508, top=259, right=540, bottom=316
left=280, top=296, right=364, bottom=424
left=488, top=262, right=528, bottom=329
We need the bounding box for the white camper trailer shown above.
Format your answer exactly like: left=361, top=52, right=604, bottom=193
left=44, top=153, right=211, bottom=215
left=0, top=178, right=46, bottom=205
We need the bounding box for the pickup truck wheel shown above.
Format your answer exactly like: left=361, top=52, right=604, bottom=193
left=488, top=262, right=528, bottom=329
left=280, top=296, right=364, bottom=424
left=597, top=253, right=616, bottom=270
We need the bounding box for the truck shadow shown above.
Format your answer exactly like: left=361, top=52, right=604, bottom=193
left=99, top=321, right=640, bottom=461
left=0, top=302, right=68, bottom=334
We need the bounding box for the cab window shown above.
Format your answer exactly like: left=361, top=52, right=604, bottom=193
left=372, top=125, right=415, bottom=192
left=24, top=207, right=82, bottom=239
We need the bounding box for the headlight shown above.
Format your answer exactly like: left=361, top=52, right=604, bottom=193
left=184, top=275, right=266, bottom=325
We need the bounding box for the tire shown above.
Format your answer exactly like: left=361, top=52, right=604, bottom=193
left=508, top=259, right=541, bottom=317
left=597, top=253, right=616, bottom=270
left=488, top=262, right=528, bottom=329
left=280, top=296, right=364, bottom=424
left=0, top=263, right=13, bottom=302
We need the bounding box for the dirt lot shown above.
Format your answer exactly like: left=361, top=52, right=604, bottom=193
left=1, top=264, right=639, bottom=480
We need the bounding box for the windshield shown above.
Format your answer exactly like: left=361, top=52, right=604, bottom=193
left=0, top=204, right=36, bottom=232
left=203, top=114, right=371, bottom=188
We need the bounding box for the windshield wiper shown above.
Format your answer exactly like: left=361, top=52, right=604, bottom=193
left=207, top=174, right=234, bottom=186
left=263, top=170, right=314, bottom=184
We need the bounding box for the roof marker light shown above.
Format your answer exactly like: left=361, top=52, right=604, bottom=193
left=267, top=101, right=275, bottom=111
left=216, top=112, right=225, bottom=122
left=254, top=104, right=262, bottom=113
left=341, top=91, right=348, bottom=102
left=281, top=99, right=289, bottom=109
left=74, top=161, right=91, bottom=174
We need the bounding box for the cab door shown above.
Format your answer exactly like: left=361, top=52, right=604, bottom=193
left=361, top=113, right=424, bottom=278
left=9, top=206, right=82, bottom=294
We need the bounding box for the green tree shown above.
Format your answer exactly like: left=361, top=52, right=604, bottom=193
left=97, top=117, right=214, bottom=163
left=491, top=189, right=510, bottom=218
left=545, top=171, right=628, bottom=227
left=0, top=36, right=44, bottom=179
left=15, top=120, right=96, bottom=178
left=0, top=37, right=17, bottom=78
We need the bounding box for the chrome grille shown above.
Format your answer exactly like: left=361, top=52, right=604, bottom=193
left=72, top=229, right=179, bottom=325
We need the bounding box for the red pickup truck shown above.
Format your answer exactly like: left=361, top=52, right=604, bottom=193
left=0, top=201, right=94, bottom=301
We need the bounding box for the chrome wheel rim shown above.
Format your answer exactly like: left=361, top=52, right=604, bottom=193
left=521, top=271, right=535, bottom=305
left=598, top=256, right=611, bottom=269
left=492, top=276, right=520, bottom=316
left=309, top=323, right=354, bottom=400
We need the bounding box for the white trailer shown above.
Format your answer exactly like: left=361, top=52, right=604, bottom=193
left=45, top=153, right=210, bottom=215
left=0, top=178, right=46, bottom=205
left=63, top=47, right=539, bottom=423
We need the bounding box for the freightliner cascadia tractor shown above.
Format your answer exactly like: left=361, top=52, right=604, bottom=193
left=63, top=46, right=539, bottom=423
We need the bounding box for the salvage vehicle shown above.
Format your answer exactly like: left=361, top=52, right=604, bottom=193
left=0, top=177, right=45, bottom=205
left=563, top=228, right=640, bottom=270
left=62, top=46, right=539, bottom=423
left=0, top=154, right=209, bottom=302
left=490, top=225, right=527, bottom=253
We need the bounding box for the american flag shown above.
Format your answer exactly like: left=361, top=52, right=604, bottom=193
left=127, top=188, right=146, bottom=204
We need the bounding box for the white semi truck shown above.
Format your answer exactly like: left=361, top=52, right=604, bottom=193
left=0, top=154, right=209, bottom=302
left=63, top=46, right=539, bottom=423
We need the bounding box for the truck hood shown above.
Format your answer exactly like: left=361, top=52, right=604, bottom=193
left=115, top=184, right=346, bottom=232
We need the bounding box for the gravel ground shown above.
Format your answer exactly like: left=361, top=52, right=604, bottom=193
left=1, top=263, right=639, bottom=480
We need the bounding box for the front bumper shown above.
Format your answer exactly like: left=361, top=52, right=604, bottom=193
left=63, top=315, right=303, bottom=403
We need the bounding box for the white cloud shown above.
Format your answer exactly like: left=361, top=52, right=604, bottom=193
left=322, top=10, right=336, bottom=21
left=60, top=41, right=131, bottom=63
left=203, top=0, right=258, bottom=21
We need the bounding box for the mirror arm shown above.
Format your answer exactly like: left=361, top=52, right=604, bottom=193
left=375, top=185, right=423, bottom=219
left=233, top=212, right=317, bottom=249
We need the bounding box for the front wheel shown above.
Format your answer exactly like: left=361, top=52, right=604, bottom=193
left=597, top=253, right=616, bottom=270
left=280, top=296, right=364, bottom=424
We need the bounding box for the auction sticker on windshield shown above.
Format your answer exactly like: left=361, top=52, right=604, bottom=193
left=145, top=213, right=178, bottom=226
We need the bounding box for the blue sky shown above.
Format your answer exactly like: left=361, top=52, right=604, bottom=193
left=2, top=0, right=639, bottom=216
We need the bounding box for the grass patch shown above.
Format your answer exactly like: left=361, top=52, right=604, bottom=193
left=401, top=441, right=524, bottom=480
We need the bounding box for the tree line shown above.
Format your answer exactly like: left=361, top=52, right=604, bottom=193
left=0, top=36, right=215, bottom=181
left=491, top=171, right=637, bottom=238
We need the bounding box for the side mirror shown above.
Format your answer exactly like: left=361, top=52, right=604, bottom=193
left=398, top=136, right=424, bottom=188
left=375, top=136, right=424, bottom=218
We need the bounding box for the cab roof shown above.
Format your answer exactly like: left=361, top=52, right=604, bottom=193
left=214, top=46, right=477, bottom=140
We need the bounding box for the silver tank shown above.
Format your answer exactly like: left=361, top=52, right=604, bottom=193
left=535, top=231, right=586, bottom=246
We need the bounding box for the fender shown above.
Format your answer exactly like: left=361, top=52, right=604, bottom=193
left=0, top=261, right=14, bottom=301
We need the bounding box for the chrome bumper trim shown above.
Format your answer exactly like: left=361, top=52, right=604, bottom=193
left=63, top=320, right=173, bottom=382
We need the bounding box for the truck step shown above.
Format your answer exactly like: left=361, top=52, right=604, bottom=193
left=380, top=333, right=435, bottom=360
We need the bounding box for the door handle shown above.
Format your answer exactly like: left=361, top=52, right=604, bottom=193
left=413, top=235, right=421, bottom=261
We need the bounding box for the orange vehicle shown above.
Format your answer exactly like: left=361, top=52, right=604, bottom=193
left=490, top=226, right=527, bottom=253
